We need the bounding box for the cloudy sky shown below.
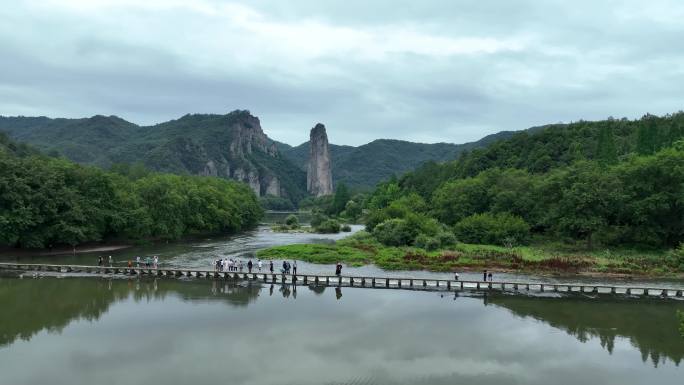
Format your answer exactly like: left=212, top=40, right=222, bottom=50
left=1, top=0, right=683, bottom=146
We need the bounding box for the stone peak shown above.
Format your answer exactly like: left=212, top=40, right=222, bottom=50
left=310, top=123, right=327, bottom=137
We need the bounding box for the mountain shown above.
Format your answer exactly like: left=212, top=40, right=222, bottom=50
left=277, top=130, right=520, bottom=190
left=0, top=111, right=307, bottom=202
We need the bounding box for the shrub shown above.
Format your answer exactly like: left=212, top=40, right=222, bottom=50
left=316, top=219, right=341, bottom=233
left=285, top=214, right=299, bottom=227
left=454, top=212, right=530, bottom=246
left=341, top=224, right=352, bottom=232
left=373, top=218, right=418, bottom=246
left=436, top=231, right=457, bottom=247
left=415, top=234, right=440, bottom=251
left=310, top=211, right=327, bottom=228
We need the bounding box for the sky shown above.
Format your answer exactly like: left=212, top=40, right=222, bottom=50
left=1, top=0, right=683, bottom=146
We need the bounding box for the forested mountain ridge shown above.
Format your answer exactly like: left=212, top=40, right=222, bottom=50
left=1, top=110, right=524, bottom=197
left=400, top=112, right=684, bottom=192
left=277, top=129, right=521, bottom=190
left=0, top=111, right=307, bottom=202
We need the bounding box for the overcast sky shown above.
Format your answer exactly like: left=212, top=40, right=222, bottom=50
left=1, top=0, right=683, bottom=146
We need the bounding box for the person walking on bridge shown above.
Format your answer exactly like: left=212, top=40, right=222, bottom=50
left=483, top=270, right=487, bottom=281
left=292, top=261, right=297, bottom=275
left=248, top=260, right=253, bottom=273
left=258, top=259, right=262, bottom=271
left=335, top=262, right=342, bottom=276
left=269, top=260, right=274, bottom=274
left=136, top=256, right=140, bottom=267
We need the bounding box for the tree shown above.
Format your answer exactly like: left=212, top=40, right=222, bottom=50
left=596, top=123, right=618, bottom=165
left=330, top=183, right=351, bottom=215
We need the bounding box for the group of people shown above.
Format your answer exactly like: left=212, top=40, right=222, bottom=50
left=98, top=255, right=160, bottom=268
left=214, top=258, right=266, bottom=273
left=280, top=260, right=297, bottom=275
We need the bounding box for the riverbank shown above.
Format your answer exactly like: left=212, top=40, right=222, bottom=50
left=257, top=231, right=684, bottom=278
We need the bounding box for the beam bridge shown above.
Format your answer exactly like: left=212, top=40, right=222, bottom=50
left=1, top=262, right=682, bottom=298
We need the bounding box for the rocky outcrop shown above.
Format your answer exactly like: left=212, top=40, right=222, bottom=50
left=307, top=123, right=333, bottom=196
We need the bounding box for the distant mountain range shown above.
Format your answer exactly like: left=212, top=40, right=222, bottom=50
left=0, top=110, right=526, bottom=201
left=276, top=131, right=520, bottom=189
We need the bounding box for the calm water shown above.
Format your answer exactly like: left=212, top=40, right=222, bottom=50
left=0, top=276, right=682, bottom=385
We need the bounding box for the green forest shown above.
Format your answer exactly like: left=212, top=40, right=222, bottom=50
left=262, top=112, right=684, bottom=275
left=0, top=133, right=262, bottom=248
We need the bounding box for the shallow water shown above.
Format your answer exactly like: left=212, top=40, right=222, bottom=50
left=0, top=276, right=682, bottom=385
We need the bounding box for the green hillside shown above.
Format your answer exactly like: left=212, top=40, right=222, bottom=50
left=0, top=111, right=307, bottom=202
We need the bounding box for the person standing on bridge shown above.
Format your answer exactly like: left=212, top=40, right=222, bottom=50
left=136, top=256, right=140, bottom=267
left=258, top=259, right=263, bottom=271
left=282, top=260, right=287, bottom=274
left=488, top=272, right=493, bottom=282
left=108, top=256, right=113, bottom=266
left=248, top=260, right=253, bottom=273
left=483, top=270, right=487, bottom=281
left=292, top=261, right=297, bottom=275
left=335, top=262, right=342, bottom=276
left=269, top=260, right=274, bottom=274
left=153, top=256, right=159, bottom=268
left=98, top=256, right=103, bottom=266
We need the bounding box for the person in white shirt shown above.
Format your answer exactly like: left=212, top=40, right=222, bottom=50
left=258, top=260, right=263, bottom=271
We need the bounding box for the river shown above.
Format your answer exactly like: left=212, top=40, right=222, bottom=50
left=0, top=212, right=683, bottom=384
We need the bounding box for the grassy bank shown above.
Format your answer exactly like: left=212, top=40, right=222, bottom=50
left=257, top=231, right=684, bottom=277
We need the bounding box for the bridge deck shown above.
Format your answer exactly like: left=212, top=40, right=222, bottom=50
left=1, top=262, right=682, bottom=297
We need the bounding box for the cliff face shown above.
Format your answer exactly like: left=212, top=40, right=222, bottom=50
left=307, top=123, right=333, bottom=196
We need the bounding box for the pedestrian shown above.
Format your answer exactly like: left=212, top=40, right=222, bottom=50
left=454, top=273, right=459, bottom=281
left=239, top=260, right=244, bottom=272
left=145, top=256, right=151, bottom=267
left=269, top=260, right=274, bottom=273
left=488, top=272, right=493, bottom=282
left=282, top=260, right=287, bottom=274
left=335, top=262, right=342, bottom=276
left=293, top=261, right=297, bottom=275
left=127, top=260, right=132, bottom=268
left=136, top=256, right=140, bottom=267
left=153, top=255, right=159, bottom=268
left=483, top=270, right=487, bottom=281
left=258, top=259, right=263, bottom=271
left=108, top=255, right=113, bottom=266
left=98, top=256, right=103, bottom=266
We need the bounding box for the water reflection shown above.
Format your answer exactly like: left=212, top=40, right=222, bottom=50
left=1, top=276, right=683, bottom=376
left=487, top=294, right=684, bottom=367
